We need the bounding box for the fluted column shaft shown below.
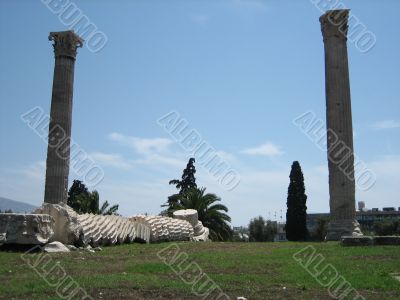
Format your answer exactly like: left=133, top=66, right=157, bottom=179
left=320, top=10, right=362, bottom=240
left=44, top=31, right=83, bottom=204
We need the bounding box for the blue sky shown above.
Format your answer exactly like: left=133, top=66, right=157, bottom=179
left=0, top=0, right=399, bottom=226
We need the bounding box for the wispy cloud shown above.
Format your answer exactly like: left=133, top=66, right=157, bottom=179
left=14, top=161, right=45, bottom=181
left=372, top=120, right=400, bottom=130
left=0, top=161, right=45, bottom=206
left=90, top=152, right=131, bottom=169
left=191, top=14, right=209, bottom=27
left=106, top=133, right=184, bottom=169
left=232, top=0, right=268, bottom=11
left=108, top=133, right=173, bottom=155
left=134, top=153, right=185, bottom=169
left=241, top=142, right=284, bottom=156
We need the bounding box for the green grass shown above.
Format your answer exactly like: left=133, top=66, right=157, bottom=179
left=1, top=242, right=399, bottom=299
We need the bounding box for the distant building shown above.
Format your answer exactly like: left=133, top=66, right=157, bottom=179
left=307, top=207, right=400, bottom=234
left=358, top=201, right=366, bottom=212
left=232, top=226, right=249, bottom=242
left=356, top=209, right=400, bottom=231
left=274, top=222, right=287, bottom=242
left=307, top=213, right=330, bottom=235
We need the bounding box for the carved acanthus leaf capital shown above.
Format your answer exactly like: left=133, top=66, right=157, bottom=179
left=320, top=9, right=350, bottom=42
left=49, top=31, right=84, bottom=59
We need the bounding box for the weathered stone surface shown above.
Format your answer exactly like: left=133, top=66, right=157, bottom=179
left=341, top=235, right=400, bottom=246
left=0, top=233, right=6, bottom=244
left=44, top=31, right=83, bottom=205
left=173, top=209, right=198, bottom=227
left=341, top=236, right=373, bottom=246
left=193, top=224, right=210, bottom=242
left=130, top=215, right=193, bottom=243
left=373, top=236, right=400, bottom=246
left=66, top=244, right=78, bottom=251
left=36, top=203, right=140, bottom=246
left=320, top=10, right=362, bottom=240
left=0, top=213, right=54, bottom=244
left=78, top=213, right=138, bottom=246
left=390, top=273, right=400, bottom=283
left=326, top=219, right=363, bottom=241
left=35, top=203, right=80, bottom=244
left=44, top=241, right=70, bottom=253
left=173, top=209, right=210, bottom=241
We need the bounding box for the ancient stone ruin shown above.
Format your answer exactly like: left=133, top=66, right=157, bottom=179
left=173, top=209, right=210, bottom=241
left=0, top=213, right=54, bottom=245
left=129, top=215, right=194, bottom=243
left=0, top=31, right=210, bottom=249
left=44, top=31, right=83, bottom=205
left=0, top=203, right=210, bottom=247
left=320, top=10, right=363, bottom=240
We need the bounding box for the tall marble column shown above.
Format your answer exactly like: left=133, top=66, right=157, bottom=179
left=44, top=31, right=83, bottom=204
left=320, top=10, right=362, bottom=240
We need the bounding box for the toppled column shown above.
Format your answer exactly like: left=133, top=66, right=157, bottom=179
left=0, top=213, right=54, bottom=244
left=129, top=215, right=194, bottom=243
left=35, top=203, right=138, bottom=246
left=44, top=31, right=83, bottom=204
left=173, top=209, right=209, bottom=241
left=320, top=10, right=362, bottom=240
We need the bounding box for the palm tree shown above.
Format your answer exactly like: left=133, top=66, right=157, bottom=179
left=176, top=187, right=232, bottom=241
left=73, top=190, right=119, bottom=215
left=99, top=200, right=119, bottom=215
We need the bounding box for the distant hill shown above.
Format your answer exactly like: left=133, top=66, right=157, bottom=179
left=0, top=197, right=38, bottom=213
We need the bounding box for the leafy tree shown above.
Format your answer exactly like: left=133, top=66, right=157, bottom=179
left=374, top=220, right=400, bottom=236
left=67, top=181, right=118, bottom=215
left=163, top=158, right=197, bottom=214
left=285, top=161, right=308, bottom=241
left=249, top=216, right=277, bottom=242
left=175, top=187, right=232, bottom=241
left=314, top=217, right=328, bottom=241
left=67, top=180, right=89, bottom=212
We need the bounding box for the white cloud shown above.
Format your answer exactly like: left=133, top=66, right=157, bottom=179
left=372, top=120, right=400, bottom=130
left=90, top=152, right=131, bottom=169
left=241, top=142, right=284, bottom=156
left=15, top=161, right=46, bottom=181
left=191, top=14, right=209, bottom=27
left=106, top=133, right=187, bottom=169
left=0, top=161, right=45, bottom=207
left=214, top=150, right=237, bottom=163
left=231, top=0, right=268, bottom=11
left=134, top=154, right=185, bottom=169
left=108, top=132, right=173, bottom=155
left=2, top=155, right=399, bottom=227
left=356, top=155, right=400, bottom=209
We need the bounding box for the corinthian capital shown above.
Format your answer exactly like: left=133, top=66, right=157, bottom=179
left=320, top=9, right=350, bottom=42
left=49, top=31, right=84, bottom=59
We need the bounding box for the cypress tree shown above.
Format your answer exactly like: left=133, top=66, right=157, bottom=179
left=286, top=161, right=308, bottom=241
left=162, top=158, right=197, bottom=214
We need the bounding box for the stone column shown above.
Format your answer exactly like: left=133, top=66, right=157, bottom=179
left=44, top=31, right=83, bottom=204
left=320, top=10, right=362, bottom=240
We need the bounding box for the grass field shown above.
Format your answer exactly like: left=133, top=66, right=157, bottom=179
left=1, top=242, right=400, bottom=299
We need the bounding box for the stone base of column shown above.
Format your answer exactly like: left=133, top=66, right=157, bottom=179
left=325, top=219, right=363, bottom=241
